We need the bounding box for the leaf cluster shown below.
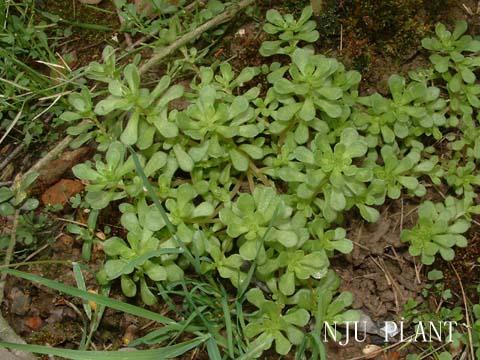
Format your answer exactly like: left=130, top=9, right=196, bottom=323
left=60, top=10, right=480, bottom=357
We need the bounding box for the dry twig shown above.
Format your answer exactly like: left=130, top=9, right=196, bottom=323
left=450, top=263, right=475, bottom=360
left=139, top=0, right=255, bottom=74
left=0, top=144, right=24, bottom=172
left=127, top=0, right=208, bottom=50
left=12, top=0, right=256, bottom=195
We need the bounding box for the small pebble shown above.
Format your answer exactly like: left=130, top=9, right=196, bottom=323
left=9, top=288, right=31, bottom=316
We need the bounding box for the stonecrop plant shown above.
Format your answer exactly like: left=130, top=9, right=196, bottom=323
left=260, top=6, right=319, bottom=56
left=0, top=173, right=40, bottom=247
left=400, top=200, right=470, bottom=265
left=61, top=6, right=480, bottom=357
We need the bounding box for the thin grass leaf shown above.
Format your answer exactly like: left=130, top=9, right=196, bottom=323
left=235, top=300, right=247, bottom=354
left=37, top=10, right=113, bottom=31
left=155, top=282, right=177, bottom=314
left=82, top=4, right=116, bottom=15
left=130, top=146, right=227, bottom=352
left=179, top=282, right=225, bottom=351
left=130, top=308, right=206, bottom=347
left=206, top=337, right=222, bottom=360
left=1, top=269, right=181, bottom=327
left=85, top=285, right=110, bottom=349
left=312, top=288, right=329, bottom=360
left=311, top=289, right=328, bottom=360
left=221, top=287, right=234, bottom=358
left=73, top=262, right=92, bottom=321
left=128, top=145, right=200, bottom=273
left=295, top=335, right=308, bottom=360
left=309, top=333, right=326, bottom=360
left=0, top=50, right=48, bottom=84
left=0, top=104, right=24, bottom=145
left=0, top=335, right=209, bottom=360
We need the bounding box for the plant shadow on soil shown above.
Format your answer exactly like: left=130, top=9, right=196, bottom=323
left=2, top=0, right=480, bottom=359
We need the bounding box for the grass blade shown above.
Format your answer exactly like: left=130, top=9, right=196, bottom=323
left=128, top=146, right=200, bottom=273
left=179, top=282, right=224, bottom=350
left=73, top=262, right=92, bottom=320
left=129, top=309, right=206, bottom=347
left=85, top=285, right=110, bottom=349
left=310, top=333, right=327, bottom=360
left=221, top=287, right=234, bottom=358
left=206, top=337, right=222, bottom=360
left=0, top=335, right=209, bottom=360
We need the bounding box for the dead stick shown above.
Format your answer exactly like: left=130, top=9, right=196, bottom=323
left=450, top=263, right=475, bottom=360
left=11, top=134, right=73, bottom=192
left=0, top=144, right=24, bottom=172
left=13, top=0, right=255, bottom=193
left=25, top=135, right=73, bottom=176
left=139, top=0, right=255, bottom=74
left=184, top=0, right=208, bottom=13
left=127, top=0, right=208, bottom=50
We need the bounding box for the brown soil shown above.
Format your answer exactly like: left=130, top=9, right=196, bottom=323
left=344, top=202, right=421, bottom=310
left=1, top=224, right=155, bottom=358
left=2, top=234, right=97, bottom=354
left=37, top=0, right=120, bottom=67
left=438, top=223, right=480, bottom=304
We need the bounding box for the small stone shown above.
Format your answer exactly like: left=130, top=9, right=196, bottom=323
left=0, top=348, right=23, bottom=360
left=236, top=28, right=246, bottom=37
left=60, top=234, right=74, bottom=247
left=122, top=324, right=137, bottom=346
left=9, top=288, right=31, bottom=316
left=362, top=344, right=382, bottom=358
left=25, top=316, right=43, bottom=330
left=379, top=321, right=400, bottom=338
left=46, top=308, right=65, bottom=324
left=52, top=234, right=75, bottom=252
left=41, top=179, right=84, bottom=206
left=358, top=313, right=380, bottom=335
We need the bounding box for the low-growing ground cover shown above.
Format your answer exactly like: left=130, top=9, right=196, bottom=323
left=0, top=0, right=479, bottom=359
